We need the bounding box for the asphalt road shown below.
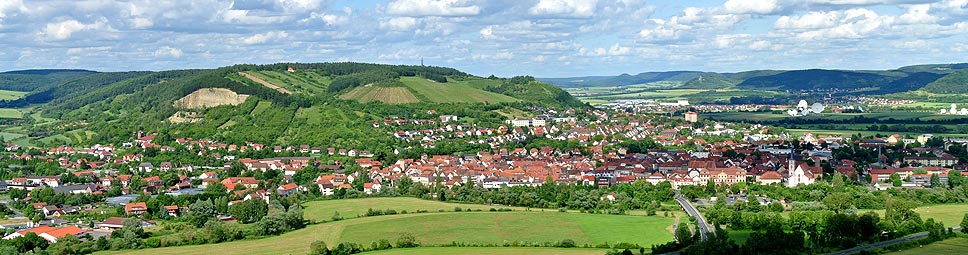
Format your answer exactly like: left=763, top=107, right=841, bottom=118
left=675, top=190, right=710, bottom=241
left=828, top=226, right=963, bottom=255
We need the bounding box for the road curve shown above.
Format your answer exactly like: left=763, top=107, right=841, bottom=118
left=674, top=190, right=710, bottom=242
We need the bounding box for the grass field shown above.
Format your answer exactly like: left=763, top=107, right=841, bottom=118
left=858, top=204, right=968, bottom=227
left=400, top=77, right=518, bottom=104
left=99, top=198, right=674, bottom=255
left=0, top=108, right=24, bottom=118
left=363, top=247, right=609, bottom=255
left=886, top=237, right=968, bottom=255
left=340, top=86, right=420, bottom=104
left=339, top=212, right=674, bottom=246
left=303, top=197, right=527, bottom=222
left=0, top=89, right=27, bottom=100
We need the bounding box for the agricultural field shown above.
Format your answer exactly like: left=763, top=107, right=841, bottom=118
left=0, top=89, right=27, bottom=100
left=857, top=204, right=968, bottom=227
left=303, top=197, right=525, bottom=222
left=0, top=108, right=24, bottom=119
left=340, top=86, right=420, bottom=104
left=401, top=77, right=518, bottom=104
left=886, top=237, right=968, bottom=255
left=363, top=247, right=609, bottom=255
left=100, top=198, right=674, bottom=255
left=338, top=212, right=674, bottom=246
left=240, top=71, right=332, bottom=95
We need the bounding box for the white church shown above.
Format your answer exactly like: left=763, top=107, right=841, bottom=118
left=786, top=151, right=815, bottom=187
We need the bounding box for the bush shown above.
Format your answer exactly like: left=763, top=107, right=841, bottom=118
left=145, top=237, right=161, bottom=248
left=395, top=232, right=419, bottom=248
left=489, top=208, right=497, bottom=212
left=454, top=207, right=463, bottom=212
left=310, top=240, right=329, bottom=255
left=558, top=239, right=576, bottom=248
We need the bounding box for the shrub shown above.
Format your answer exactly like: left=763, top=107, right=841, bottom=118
left=309, top=240, right=329, bottom=255
left=558, top=239, right=576, bottom=248
left=395, top=232, right=419, bottom=248
left=489, top=208, right=497, bottom=212
left=454, top=207, right=463, bottom=212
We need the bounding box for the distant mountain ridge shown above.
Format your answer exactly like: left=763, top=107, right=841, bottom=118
left=539, top=63, right=968, bottom=95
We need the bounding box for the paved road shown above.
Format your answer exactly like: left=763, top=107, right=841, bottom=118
left=674, top=190, right=710, bottom=241
left=828, top=226, right=963, bottom=255
left=0, top=199, right=25, bottom=219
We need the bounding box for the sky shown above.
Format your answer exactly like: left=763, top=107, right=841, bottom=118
left=0, top=0, right=967, bottom=77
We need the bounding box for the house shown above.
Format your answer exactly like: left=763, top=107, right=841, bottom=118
left=221, top=177, right=260, bottom=191
left=125, top=202, right=148, bottom=215
left=757, top=171, right=782, bottom=185
left=159, top=162, right=173, bottom=171
left=163, top=205, right=184, bottom=217
left=276, top=183, right=299, bottom=197
left=362, top=182, right=382, bottom=194
left=138, top=162, right=154, bottom=172
left=42, top=205, right=62, bottom=217
left=3, top=225, right=85, bottom=243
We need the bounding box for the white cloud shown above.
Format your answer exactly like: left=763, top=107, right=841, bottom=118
left=40, top=19, right=109, bottom=41
left=0, top=0, right=25, bottom=20
left=529, top=0, right=599, bottom=18
left=381, top=17, right=418, bottom=31
left=776, top=8, right=894, bottom=40
left=243, top=31, right=289, bottom=45
left=153, top=46, right=184, bottom=58
left=898, top=4, right=937, bottom=24
left=386, top=0, right=480, bottom=16
left=724, top=0, right=778, bottom=15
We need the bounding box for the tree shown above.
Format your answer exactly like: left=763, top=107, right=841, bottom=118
left=961, top=213, right=968, bottom=234
left=675, top=222, right=693, bottom=246
left=948, top=170, right=965, bottom=188
left=310, top=240, right=330, bottom=255
left=228, top=198, right=268, bottom=224
left=930, top=173, right=942, bottom=188
left=188, top=199, right=217, bottom=227
left=821, top=193, right=853, bottom=213
left=205, top=181, right=227, bottom=195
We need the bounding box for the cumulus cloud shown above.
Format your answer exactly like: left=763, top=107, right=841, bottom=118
left=724, top=0, right=778, bottom=15
left=40, top=19, right=110, bottom=41
left=529, top=0, right=599, bottom=18
left=386, top=0, right=480, bottom=16
left=380, top=17, right=419, bottom=31
left=776, top=8, right=894, bottom=40
left=3, top=0, right=968, bottom=77
left=243, top=31, right=289, bottom=45
left=153, top=46, right=184, bottom=58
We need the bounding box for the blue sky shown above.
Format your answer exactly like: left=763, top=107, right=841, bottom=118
left=0, top=0, right=966, bottom=77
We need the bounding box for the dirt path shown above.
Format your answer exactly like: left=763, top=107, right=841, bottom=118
left=239, top=72, right=292, bottom=94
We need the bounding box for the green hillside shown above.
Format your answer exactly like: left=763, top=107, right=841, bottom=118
left=399, top=77, right=518, bottom=104
left=921, top=69, right=968, bottom=94
left=540, top=71, right=704, bottom=87
left=0, top=62, right=583, bottom=150
left=0, top=69, right=97, bottom=92
left=680, top=73, right=737, bottom=89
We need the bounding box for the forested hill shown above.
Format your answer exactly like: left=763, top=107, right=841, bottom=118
left=540, top=63, right=968, bottom=94
left=1, top=62, right=584, bottom=149
left=921, top=69, right=968, bottom=94
left=0, top=69, right=98, bottom=92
